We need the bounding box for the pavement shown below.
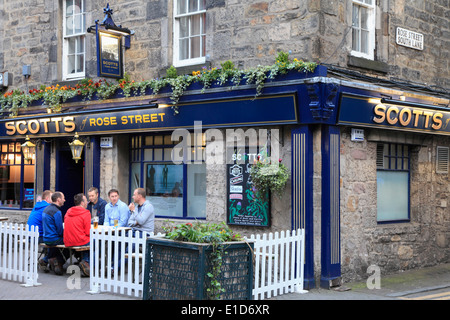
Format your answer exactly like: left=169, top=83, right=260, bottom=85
left=0, top=262, right=450, bottom=301
left=269, top=262, right=450, bottom=300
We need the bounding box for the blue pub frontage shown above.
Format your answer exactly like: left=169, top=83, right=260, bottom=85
left=1, top=65, right=449, bottom=288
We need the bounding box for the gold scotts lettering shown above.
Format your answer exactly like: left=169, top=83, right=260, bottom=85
left=372, top=104, right=443, bottom=131
left=5, top=116, right=76, bottom=135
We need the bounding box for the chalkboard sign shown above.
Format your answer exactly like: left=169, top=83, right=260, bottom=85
left=226, top=147, right=270, bottom=227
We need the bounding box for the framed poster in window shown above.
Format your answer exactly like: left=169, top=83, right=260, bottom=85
left=97, top=30, right=123, bottom=78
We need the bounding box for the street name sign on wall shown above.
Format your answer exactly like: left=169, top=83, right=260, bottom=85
left=396, top=27, right=424, bottom=50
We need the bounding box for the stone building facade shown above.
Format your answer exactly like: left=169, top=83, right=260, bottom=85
left=0, top=0, right=448, bottom=287
left=340, top=129, right=450, bottom=282
left=1, top=1, right=448, bottom=90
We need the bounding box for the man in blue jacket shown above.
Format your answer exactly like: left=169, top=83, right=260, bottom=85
left=27, top=190, right=53, bottom=242
left=27, top=190, right=53, bottom=270
left=42, top=191, right=67, bottom=275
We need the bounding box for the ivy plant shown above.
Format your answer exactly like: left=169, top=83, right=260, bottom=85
left=0, top=51, right=317, bottom=117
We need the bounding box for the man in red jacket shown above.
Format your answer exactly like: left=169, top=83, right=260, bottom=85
left=64, top=193, right=91, bottom=276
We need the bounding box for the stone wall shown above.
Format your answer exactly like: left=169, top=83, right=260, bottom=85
left=0, top=1, right=447, bottom=94
left=340, top=127, right=450, bottom=282
left=99, top=134, right=130, bottom=204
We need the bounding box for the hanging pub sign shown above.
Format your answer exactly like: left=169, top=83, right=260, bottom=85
left=226, top=146, right=270, bottom=227
left=97, top=30, right=123, bottom=78
left=88, top=4, right=131, bottom=79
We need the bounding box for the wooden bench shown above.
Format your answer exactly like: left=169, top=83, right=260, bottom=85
left=39, top=243, right=90, bottom=265
left=124, top=253, right=143, bottom=259
left=124, top=253, right=144, bottom=281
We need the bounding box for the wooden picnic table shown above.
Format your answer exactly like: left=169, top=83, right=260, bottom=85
left=93, top=225, right=131, bottom=233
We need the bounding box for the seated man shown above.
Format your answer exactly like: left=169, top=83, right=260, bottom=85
left=104, top=189, right=129, bottom=273
left=42, top=191, right=67, bottom=275
left=27, top=190, right=53, bottom=242
left=128, top=188, right=155, bottom=236
left=64, top=193, right=91, bottom=276
left=27, top=190, right=52, bottom=270
left=104, top=189, right=129, bottom=227
left=87, top=187, right=107, bottom=225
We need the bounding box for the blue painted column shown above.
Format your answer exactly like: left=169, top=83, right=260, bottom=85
left=320, top=125, right=341, bottom=288
left=42, top=140, right=51, bottom=191
left=291, top=125, right=314, bottom=289
left=91, top=136, right=101, bottom=190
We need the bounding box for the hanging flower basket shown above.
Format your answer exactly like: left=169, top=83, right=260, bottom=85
left=250, top=158, right=289, bottom=199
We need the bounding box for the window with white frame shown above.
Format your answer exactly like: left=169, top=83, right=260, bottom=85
left=173, top=0, right=206, bottom=67
left=351, top=0, right=375, bottom=60
left=63, top=0, right=86, bottom=80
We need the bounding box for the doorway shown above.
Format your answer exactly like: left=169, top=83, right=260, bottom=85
left=55, top=140, right=84, bottom=214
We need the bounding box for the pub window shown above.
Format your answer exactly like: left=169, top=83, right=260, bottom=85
left=130, top=133, right=206, bottom=219
left=376, top=143, right=410, bottom=222
left=0, top=142, right=35, bottom=209
left=351, top=0, right=375, bottom=60
left=63, top=0, right=86, bottom=80
left=173, top=0, right=206, bottom=67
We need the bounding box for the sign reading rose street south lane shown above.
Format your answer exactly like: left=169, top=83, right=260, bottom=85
left=396, top=27, right=424, bottom=51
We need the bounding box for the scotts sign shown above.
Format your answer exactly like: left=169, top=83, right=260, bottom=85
left=0, top=94, right=298, bottom=138
left=338, top=94, right=450, bottom=135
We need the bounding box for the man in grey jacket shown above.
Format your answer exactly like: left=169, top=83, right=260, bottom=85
left=128, top=187, right=155, bottom=236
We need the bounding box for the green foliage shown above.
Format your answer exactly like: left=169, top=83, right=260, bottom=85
left=165, top=65, right=178, bottom=79
left=0, top=52, right=317, bottom=117
left=276, top=50, right=290, bottom=64
left=163, top=221, right=242, bottom=244
left=250, top=159, right=290, bottom=199
left=163, top=221, right=243, bottom=299
left=220, top=60, right=235, bottom=71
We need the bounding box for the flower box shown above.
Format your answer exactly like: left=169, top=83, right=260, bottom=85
left=142, top=237, right=254, bottom=300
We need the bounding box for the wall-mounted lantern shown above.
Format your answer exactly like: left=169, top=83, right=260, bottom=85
left=87, top=3, right=134, bottom=79
left=21, top=135, right=36, bottom=164
left=69, top=132, right=86, bottom=163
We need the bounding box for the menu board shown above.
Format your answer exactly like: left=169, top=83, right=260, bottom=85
left=226, top=147, right=270, bottom=227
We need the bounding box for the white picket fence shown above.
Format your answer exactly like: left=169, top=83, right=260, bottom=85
left=0, top=222, right=305, bottom=300
left=88, top=228, right=305, bottom=300
left=247, top=228, right=306, bottom=300
left=0, top=222, right=41, bottom=287
left=88, top=227, right=163, bottom=298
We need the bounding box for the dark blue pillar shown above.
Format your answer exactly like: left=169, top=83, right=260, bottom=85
left=42, top=140, right=51, bottom=191
left=320, top=125, right=341, bottom=288
left=291, top=125, right=314, bottom=289
left=91, top=136, right=101, bottom=190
